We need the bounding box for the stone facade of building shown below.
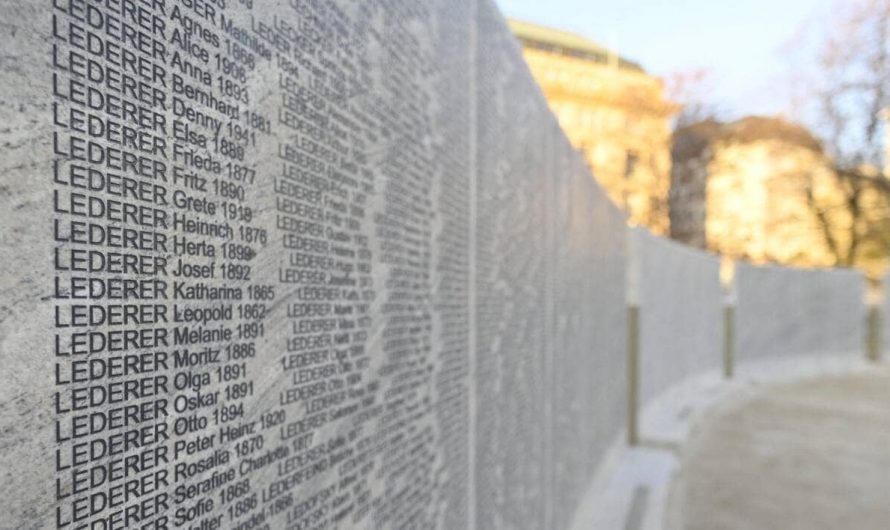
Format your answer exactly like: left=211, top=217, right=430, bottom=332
left=671, top=117, right=890, bottom=277
left=509, top=20, right=677, bottom=234
left=510, top=19, right=889, bottom=277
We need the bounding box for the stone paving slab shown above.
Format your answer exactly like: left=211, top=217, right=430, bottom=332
left=574, top=355, right=882, bottom=530
left=678, top=366, right=890, bottom=530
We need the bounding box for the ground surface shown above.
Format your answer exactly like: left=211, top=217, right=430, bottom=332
left=679, top=369, right=890, bottom=530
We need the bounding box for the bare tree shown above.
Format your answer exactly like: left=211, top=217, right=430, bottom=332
left=792, top=0, right=890, bottom=272
left=815, top=0, right=889, bottom=168
left=664, top=68, right=722, bottom=129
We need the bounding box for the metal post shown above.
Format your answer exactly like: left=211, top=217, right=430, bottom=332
left=627, top=305, right=640, bottom=446
left=867, top=305, right=881, bottom=363
left=723, top=305, right=735, bottom=379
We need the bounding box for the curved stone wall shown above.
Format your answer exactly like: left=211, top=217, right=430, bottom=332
left=0, top=0, right=629, bottom=528
left=0, top=0, right=871, bottom=528
left=632, top=227, right=723, bottom=405
left=735, top=263, right=865, bottom=362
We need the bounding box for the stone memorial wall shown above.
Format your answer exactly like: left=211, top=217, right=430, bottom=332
left=0, top=0, right=870, bottom=527
left=735, top=263, right=865, bottom=362
left=549, top=129, right=627, bottom=530
left=631, top=228, right=722, bottom=405
left=0, top=0, right=629, bottom=529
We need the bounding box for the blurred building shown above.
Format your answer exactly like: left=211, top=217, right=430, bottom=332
left=509, top=19, right=677, bottom=234
left=671, top=116, right=890, bottom=277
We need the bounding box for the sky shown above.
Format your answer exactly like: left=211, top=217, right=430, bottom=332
left=496, top=0, right=838, bottom=120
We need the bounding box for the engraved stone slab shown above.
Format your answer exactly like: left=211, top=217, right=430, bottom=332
left=0, top=0, right=629, bottom=528
left=473, top=2, right=554, bottom=527
left=550, top=145, right=627, bottom=530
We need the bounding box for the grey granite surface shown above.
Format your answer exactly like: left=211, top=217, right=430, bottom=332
left=0, top=0, right=866, bottom=528
left=0, top=0, right=629, bottom=528
left=735, top=263, right=865, bottom=362
left=632, top=228, right=722, bottom=406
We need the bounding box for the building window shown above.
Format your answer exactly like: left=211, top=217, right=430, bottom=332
left=624, top=151, right=638, bottom=179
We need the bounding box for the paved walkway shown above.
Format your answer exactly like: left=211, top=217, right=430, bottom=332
left=677, top=369, right=890, bottom=530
